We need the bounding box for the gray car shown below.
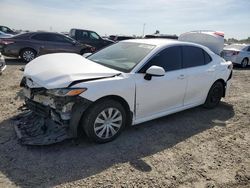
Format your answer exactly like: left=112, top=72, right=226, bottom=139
left=222, top=44, right=250, bottom=68
left=0, top=53, right=6, bottom=74
left=0, top=32, right=93, bottom=62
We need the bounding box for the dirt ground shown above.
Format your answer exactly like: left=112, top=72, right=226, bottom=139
left=0, top=58, right=249, bottom=188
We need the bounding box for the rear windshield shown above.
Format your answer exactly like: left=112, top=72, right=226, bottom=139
left=225, top=44, right=246, bottom=50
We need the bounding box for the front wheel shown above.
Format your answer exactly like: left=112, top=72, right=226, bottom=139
left=81, top=99, right=126, bottom=143
left=203, top=81, right=224, bottom=109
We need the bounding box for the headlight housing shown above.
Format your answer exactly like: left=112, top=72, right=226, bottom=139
left=47, top=88, right=87, bottom=97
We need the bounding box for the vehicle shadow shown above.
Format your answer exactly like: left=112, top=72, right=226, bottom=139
left=233, top=65, right=250, bottom=70
left=0, top=102, right=234, bottom=187
left=4, top=58, right=26, bottom=66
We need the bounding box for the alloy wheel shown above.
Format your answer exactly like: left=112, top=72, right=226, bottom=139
left=94, top=107, right=122, bottom=139
left=22, top=50, right=35, bottom=62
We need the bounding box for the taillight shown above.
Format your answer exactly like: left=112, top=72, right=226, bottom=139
left=90, top=47, right=96, bottom=52
left=232, top=51, right=239, bottom=55
left=0, top=39, right=15, bottom=45
left=214, top=31, right=224, bottom=37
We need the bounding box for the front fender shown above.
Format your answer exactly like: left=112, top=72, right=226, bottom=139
left=68, top=98, right=92, bottom=137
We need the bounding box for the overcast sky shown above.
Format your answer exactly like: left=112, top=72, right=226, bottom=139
left=0, top=0, right=249, bottom=39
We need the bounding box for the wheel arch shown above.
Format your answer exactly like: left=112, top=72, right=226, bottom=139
left=69, top=95, right=133, bottom=138
left=213, top=78, right=226, bottom=97
left=242, top=57, right=249, bottom=63
left=19, top=47, right=38, bottom=57
left=92, top=95, right=133, bottom=126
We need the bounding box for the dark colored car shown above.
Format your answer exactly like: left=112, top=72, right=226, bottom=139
left=69, top=29, right=114, bottom=50
left=0, top=32, right=93, bottom=62
left=109, top=35, right=135, bottom=42
left=0, top=25, right=16, bottom=34
left=144, top=34, right=178, bottom=40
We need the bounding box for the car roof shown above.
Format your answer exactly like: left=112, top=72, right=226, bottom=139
left=71, top=28, right=95, bottom=33
left=13, top=31, right=65, bottom=38
left=120, top=39, right=215, bottom=55
left=120, top=38, right=199, bottom=47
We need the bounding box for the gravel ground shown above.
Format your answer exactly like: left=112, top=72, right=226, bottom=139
left=0, top=58, right=249, bottom=188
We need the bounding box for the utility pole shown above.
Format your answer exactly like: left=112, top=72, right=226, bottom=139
left=142, top=23, right=146, bottom=38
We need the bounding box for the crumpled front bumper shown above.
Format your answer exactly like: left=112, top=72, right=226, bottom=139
left=13, top=92, right=92, bottom=145
left=13, top=111, right=72, bottom=145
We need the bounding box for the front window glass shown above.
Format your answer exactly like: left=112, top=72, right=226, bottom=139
left=77, top=31, right=89, bottom=40
left=139, top=46, right=182, bottom=73
left=88, top=42, right=155, bottom=72
left=90, top=32, right=100, bottom=40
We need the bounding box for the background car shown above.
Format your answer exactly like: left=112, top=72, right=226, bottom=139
left=0, top=32, right=93, bottom=62
left=222, top=44, right=250, bottom=68
left=69, top=28, right=114, bottom=50
left=145, top=34, right=178, bottom=40
left=0, top=25, right=17, bottom=34
left=0, top=31, right=14, bottom=38
left=109, top=35, right=135, bottom=42
left=0, top=52, right=6, bottom=74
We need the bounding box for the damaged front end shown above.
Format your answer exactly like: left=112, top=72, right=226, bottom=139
left=13, top=77, right=91, bottom=145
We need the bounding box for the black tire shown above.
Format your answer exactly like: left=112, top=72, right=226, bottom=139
left=81, top=99, right=126, bottom=143
left=20, top=48, right=36, bottom=62
left=203, top=81, right=224, bottom=109
left=241, top=58, right=248, bottom=68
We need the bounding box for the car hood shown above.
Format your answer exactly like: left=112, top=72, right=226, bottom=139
left=24, top=53, right=121, bottom=89
left=103, top=38, right=115, bottom=43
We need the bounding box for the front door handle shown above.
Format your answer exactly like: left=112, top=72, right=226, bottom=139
left=178, top=74, right=185, bottom=79
left=207, top=69, right=215, bottom=72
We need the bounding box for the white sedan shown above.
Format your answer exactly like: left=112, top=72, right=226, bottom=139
left=222, top=44, right=250, bottom=68
left=18, top=39, right=232, bottom=145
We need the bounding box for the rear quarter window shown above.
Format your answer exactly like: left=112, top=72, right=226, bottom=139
left=204, top=50, right=212, bottom=64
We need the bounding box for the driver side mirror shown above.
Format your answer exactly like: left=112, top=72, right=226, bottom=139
left=144, top=66, right=165, bottom=80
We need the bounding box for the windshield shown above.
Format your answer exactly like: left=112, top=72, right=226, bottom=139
left=225, top=44, right=246, bottom=50
left=88, top=42, right=155, bottom=72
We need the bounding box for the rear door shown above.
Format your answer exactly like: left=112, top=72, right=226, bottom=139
left=182, top=45, right=215, bottom=105
left=48, top=34, right=80, bottom=53
left=32, top=33, right=79, bottom=54
left=135, top=46, right=187, bottom=120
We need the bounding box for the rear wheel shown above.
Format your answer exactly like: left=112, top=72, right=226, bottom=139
left=241, top=58, right=248, bottom=68
left=81, top=99, right=126, bottom=143
left=20, top=48, right=36, bottom=62
left=204, top=81, right=224, bottom=109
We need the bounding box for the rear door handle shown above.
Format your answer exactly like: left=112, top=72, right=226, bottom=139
left=177, top=74, right=185, bottom=79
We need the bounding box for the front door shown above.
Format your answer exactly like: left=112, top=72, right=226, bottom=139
left=134, top=46, right=187, bottom=120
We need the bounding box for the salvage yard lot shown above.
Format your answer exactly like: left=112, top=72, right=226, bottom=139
left=0, top=58, right=249, bottom=187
